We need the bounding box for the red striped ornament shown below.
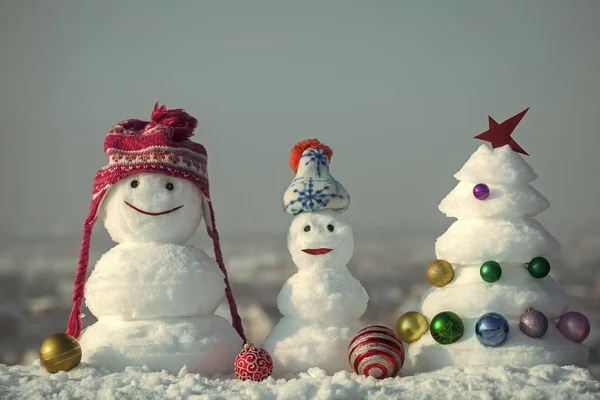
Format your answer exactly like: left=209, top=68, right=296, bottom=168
left=348, top=325, right=405, bottom=379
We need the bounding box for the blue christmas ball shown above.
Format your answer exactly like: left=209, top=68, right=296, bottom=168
left=475, top=312, right=510, bottom=347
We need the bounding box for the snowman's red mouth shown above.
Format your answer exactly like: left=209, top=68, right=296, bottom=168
left=302, top=248, right=333, bottom=255
left=124, top=201, right=184, bottom=216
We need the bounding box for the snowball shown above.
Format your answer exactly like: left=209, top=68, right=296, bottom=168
left=439, top=182, right=550, bottom=218
left=262, top=316, right=363, bottom=376
left=454, top=144, right=538, bottom=184
left=79, top=315, right=242, bottom=376
left=101, top=174, right=204, bottom=244
left=435, top=218, right=560, bottom=264
left=85, top=243, right=226, bottom=319
left=405, top=321, right=589, bottom=375
left=287, top=210, right=354, bottom=271
left=277, top=267, right=369, bottom=323
left=421, top=265, right=569, bottom=319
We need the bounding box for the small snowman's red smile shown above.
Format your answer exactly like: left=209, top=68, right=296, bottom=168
left=124, top=201, right=184, bottom=216
left=302, top=248, right=333, bottom=255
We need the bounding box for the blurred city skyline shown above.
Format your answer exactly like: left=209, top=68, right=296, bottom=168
left=1, top=1, right=599, bottom=243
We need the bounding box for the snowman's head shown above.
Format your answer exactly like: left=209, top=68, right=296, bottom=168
left=287, top=209, right=353, bottom=269
left=100, top=173, right=204, bottom=244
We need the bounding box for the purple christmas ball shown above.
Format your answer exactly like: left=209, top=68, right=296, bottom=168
left=519, top=308, right=548, bottom=338
left=473, top=183, right=490, bottom=200
left=557, top=311, right=591, bottom=343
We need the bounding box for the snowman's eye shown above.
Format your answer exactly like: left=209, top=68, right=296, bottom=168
left=130, top=180, right=139, bottom=188
left=304, top=225, right=311, bottom=232
left=166, top=182, right=174, bottom=191
left=327, top=224, right=334, bottom=232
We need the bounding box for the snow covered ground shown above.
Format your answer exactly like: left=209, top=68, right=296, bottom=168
left=1, top=361, right=599, bottom=400
left=1, top=232, right=600, bottom=398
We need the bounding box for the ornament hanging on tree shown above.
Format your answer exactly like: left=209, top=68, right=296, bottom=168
left=557, top=312, right=591, bottom=343
left=396, top=312, right=429, bottom=343
left=472, top=183, right=490, bottom=200
left=525, top=256, right=551, bottom=278
left=348, top=325, right=405, bottom=379
left=430, top=311, right=464, bottom=345
left=519, top=308, right=548, bottom=338
left=475, top=313, right=510, bottom=347
left=480, top=261, right=502, bottom=283
left=39, top=333, right=82, bottom=373
left=426, top=259, right=454, bottom=287
left=234, top=343, right=273, bottom=381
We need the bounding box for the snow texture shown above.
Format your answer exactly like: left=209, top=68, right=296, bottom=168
left=263, top=210, right=369, bottom=376
left=439, top=182, right=550, bottom=218
left=405, top=321, right=589, bottom=375
left=101, top=174, right=204, bottom=244
left=276, top=266, right=368, bottom=324
left=79, top=316, right=242, bottom=376
left=263, top=318, right=362, bottom=377
left=420, top=264, right=569, bottom=319
left=2, top=362, right=599, bottom=400
left=286, top=209, right=355, bottom=270
left=85, top=243, right=226, bottom=319
left=454, top=144, right=537, bottom=184
left=409, top=143, right=589, bottom=374
left=435, top=218, right=560, bottom=264
left=80, top=173, right=241, bottom=376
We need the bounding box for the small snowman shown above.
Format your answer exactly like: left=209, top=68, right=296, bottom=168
left=262, top=139, right=369, bottom=376
left=64, top=104, right=259, bottom=376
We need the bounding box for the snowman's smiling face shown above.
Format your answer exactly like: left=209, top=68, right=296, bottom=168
left=288, top=209, right=353, bottom=269
left=101, top=173, right=204, bottom=244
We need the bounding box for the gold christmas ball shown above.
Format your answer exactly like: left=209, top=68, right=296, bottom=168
left=39, top=333, right=82, bottom=373
left=396, top=312, right=429, bottom=343
left=426, top=259, right=454, bottom=287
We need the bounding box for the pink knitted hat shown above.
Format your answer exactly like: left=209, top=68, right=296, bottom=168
left=66, top=103, right=247, bottom=345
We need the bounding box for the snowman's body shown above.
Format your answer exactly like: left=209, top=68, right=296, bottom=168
left=262, top=210, right=369, bottom=376
left=79, top=174, right=241, bottom=375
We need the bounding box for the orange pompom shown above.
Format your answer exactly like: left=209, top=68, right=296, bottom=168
left=289, top=139, right=333, bottom=173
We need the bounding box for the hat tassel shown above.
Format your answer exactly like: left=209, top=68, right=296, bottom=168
left=66, top=200, right=101, bottom=338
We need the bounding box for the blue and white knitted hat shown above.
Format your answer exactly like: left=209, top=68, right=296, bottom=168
left=283, top=139, right=350, bottom=215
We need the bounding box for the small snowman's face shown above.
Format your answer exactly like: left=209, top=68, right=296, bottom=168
left=101, top=173, right=203, bottom=244
left=287, top=209, right=353, bottom=269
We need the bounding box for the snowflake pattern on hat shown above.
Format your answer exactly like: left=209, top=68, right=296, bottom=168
left=284, top=147, right=350, bottom=215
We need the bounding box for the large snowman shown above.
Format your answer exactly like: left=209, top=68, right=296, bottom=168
left=64, top=104, right=246, bottom=375
left=262, top=139, right=369, bottom=376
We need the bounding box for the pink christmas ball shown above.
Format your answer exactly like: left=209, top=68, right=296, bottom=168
left=234, top=345, right=273, bottom=381
left=348, top=325, right=405, bottom=379
left=557, top=311, right=591, bottom=343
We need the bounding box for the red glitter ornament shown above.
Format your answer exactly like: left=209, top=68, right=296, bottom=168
left=234, top=343, right=273, bottom=381
left=348, top=325, right=405, bottom=379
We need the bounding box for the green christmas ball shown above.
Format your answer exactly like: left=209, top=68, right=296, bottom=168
left=527, top=257, right=550, bottom=279
left=480, top=261, right=502, bottom=283
left=430, top=311, right=464, bottom=345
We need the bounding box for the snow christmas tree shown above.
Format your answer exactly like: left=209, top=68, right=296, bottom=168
left=402, top=108, right=591, bottom=374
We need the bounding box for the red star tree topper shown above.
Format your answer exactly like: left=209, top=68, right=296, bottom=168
left=474, top=107, right=530, bottom=155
